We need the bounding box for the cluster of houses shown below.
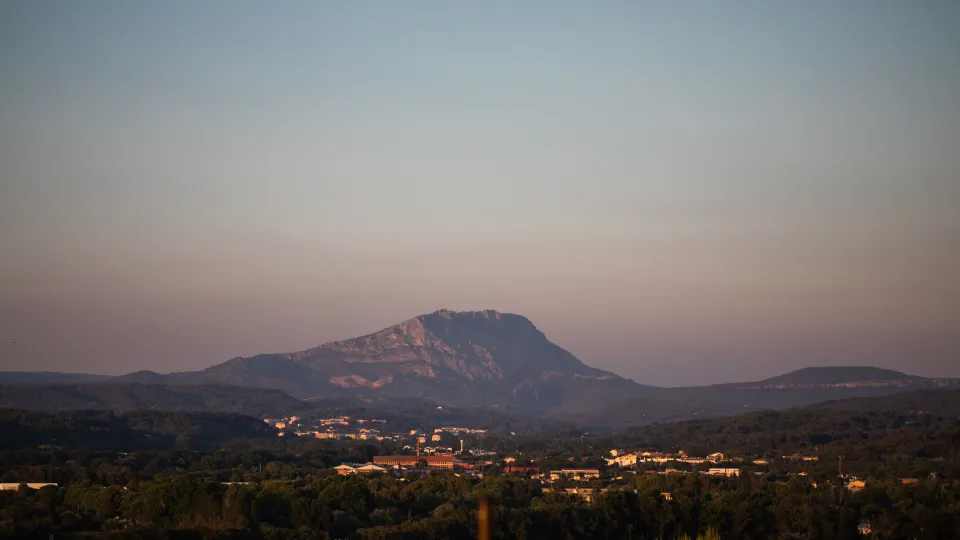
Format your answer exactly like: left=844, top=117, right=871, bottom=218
left=782, top=454, right=819, bottom=462
left=335, top=454, right=511, bottom=477
left=547, top=469, right=600, bottom=481
left=266, top=415, right=410, bottom=441
left=605, top=449, right=821, bottom=472
left=263, top=414, right=503, bottom=456
left=334, top=463, right=390, bottom=475
left=541, top=487, right=609, bottom=502
left=605, top=450, right=737, bottom=468
left=298, top=428, right=384, bottom=441
left=433, top=426, right=487, bottom=436
left=264, top=416, right=301, bottom=430
left=841, top=475, right=924, bottom=493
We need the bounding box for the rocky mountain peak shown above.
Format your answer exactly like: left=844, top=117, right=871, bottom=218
left=292, top=309, right=602, bottom=379
left=425, top=308, right=505, bottom=321
left=416, top=309, right=537, bottom=336
left=160, top=309, right=643, bottom=412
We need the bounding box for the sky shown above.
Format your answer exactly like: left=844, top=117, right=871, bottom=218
left=1, top=2, right=958, bottom=386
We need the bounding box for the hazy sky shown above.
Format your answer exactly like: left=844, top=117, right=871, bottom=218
left=2, top=2, right=958, bottom=386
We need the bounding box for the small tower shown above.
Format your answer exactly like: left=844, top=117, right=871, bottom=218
left=460, top=439, right=464, bottom=454
left=416, top=438, right=421, bottom=456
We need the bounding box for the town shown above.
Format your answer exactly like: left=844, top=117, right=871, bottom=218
left=261, top=415, right=908, bottom=509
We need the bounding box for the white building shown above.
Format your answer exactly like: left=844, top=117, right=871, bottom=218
left=0, top=483, right=57, bottom=491
left=606, top=453, right=638, bottom=467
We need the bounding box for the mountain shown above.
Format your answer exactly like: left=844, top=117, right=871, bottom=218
left=749, top=366, right=926, bottom=387
left=154, top=309, right=653, bottom=413
left=0, top=383, right=310, bottom=417
left=3, top=311, right=956, bottom=421
left=570, top=367, right=960, bottom=428
left=0, top=371, right=110, bottom=385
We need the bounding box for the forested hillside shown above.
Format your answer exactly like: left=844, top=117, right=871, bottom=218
left=585, top=390, right=960, bottom=480
left=0, top=383, right=309, bottom=417
left=0, top=410, right=278, bottom=452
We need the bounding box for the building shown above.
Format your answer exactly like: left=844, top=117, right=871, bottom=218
left=782, top=454, right=818, bottom=462
left=606, top=453, right=638, bottom=467
left=436, top=427, right=487, bottom=435
left=334, top=465, right=356, bottom=476
left=373, top=455, right=454, bottom=469
left=846, top=479, right=866, bottom=492
left=549, top=469, right=600, bottom=481
left=335, top=463, right=388, bottom=476
left=0, top=483, right=57, bottom=491
left=542, top=487, right=608, bottom=502
left=503, top=466, right=539, bottom=474
left=638, top=453, right=674, bottom=464
left=708, top=468, right=740, bottom=477
left=661, top=492, right=672, bottom=501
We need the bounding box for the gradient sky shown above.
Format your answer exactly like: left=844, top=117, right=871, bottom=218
left=1, top=2, right=958, bottom=386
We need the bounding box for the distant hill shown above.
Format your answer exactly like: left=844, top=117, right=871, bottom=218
left=0, top=409, right=277, bottom=451
left=0, top=383, right=309, bottom=417
left=751, top=366, right=925, bottom=387
left=569, top=367, right=960, bottom=429
left=2, top=311, right=956, bottom=422
left=0, top=371, right=110, bottom=385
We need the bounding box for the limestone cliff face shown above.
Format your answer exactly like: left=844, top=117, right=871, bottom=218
left=295, top=309, right=615, bottom=383
left=188, top=309, right=647, bottom=411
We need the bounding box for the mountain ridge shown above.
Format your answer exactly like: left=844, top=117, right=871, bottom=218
left=0, top=382, right=309, bottom=417
left=568, top=367, right=960, bottom=428
left=137, top=309, right=650, bottom=413
left=3, top=310, right=957, bottom=419
left=750, top=366, right=927, bottom=387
